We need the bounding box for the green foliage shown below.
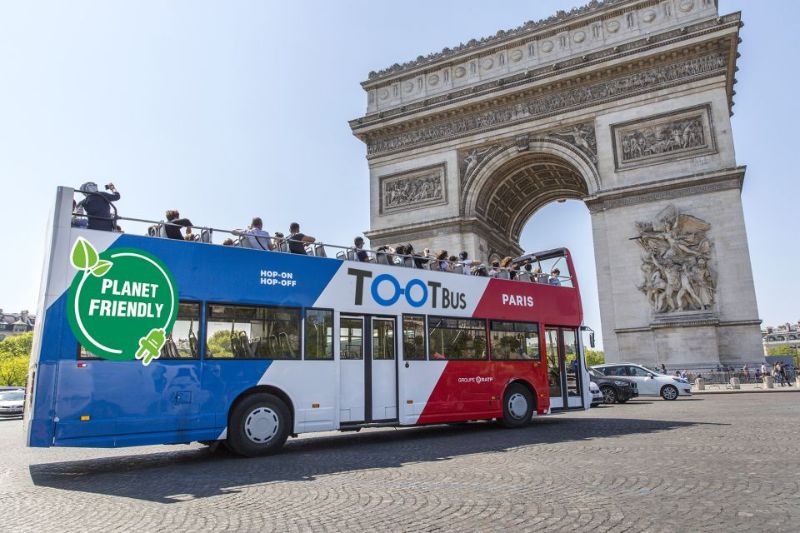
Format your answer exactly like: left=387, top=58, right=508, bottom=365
left=585, top=349, right=605, bottom=367
left=206, top=329, right=234, bottom=358
left=0, top=355, right=29, bottom=386
left=766, top=344, right=797, bottom=356
left=0, top=332, right=33, bottom=359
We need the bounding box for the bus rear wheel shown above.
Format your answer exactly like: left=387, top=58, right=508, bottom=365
left=227, top=393, right=290, bottom=457
left=501, top=383, right=534, bottom=428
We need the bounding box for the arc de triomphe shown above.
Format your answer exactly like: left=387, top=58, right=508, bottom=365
left=349, top=0, right=762, bottom=367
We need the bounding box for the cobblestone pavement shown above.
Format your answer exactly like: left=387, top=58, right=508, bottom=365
left=2, top=394, right=799, bottom=532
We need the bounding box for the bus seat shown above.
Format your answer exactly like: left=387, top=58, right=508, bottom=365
left=498, top=270, right=511, bottom=280
left=336, top=251, right=346, bottom=260
left=517, top=272, right=532, bottom=282
left=239, top=236, right=253, bottom=249
left=158, top=223, right=168, bottom=239
left=376, top=253, right=389, bottom=265
left=403, top=257, right=414, bottom=268
left=346, top=249, right=357, bottom=261
left=451, top=265, right=464, bottom=274
left=314, top=245, right=327, bottom=258
left=200, top=229, right=211, bottom=243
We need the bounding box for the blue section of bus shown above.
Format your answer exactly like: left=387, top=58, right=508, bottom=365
left=30, top=235, right=340, bottom=447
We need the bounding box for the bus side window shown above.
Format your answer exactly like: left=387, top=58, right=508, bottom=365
left=206, top=304, right=300, bottom=360
left=489, top=320, right=540, bottom=361
left=402, top=315, right=426, bottom=360
left=304, top=309, right=333, bottom=360
left=160, top=302, right=201, bottom=359
left=427, top=316, right=487, bottom=360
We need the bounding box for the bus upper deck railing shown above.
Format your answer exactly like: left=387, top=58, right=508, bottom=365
left=70, top=210, right=575, bottom=286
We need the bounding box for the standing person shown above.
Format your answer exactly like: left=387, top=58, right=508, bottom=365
left=164, top=210, right=193, bottom=240
left=353, top=237, right=369, bottom=262
left=660, top=363, right=667, bottom=374
left=287, top=222, right=315, bottom=254
left=458, top=251, right=473, bottom=275
left=761, top=362, right=768, bottom=380
left=77, top=181, right=120, bottom=231
left=233, top=217, right=273, bottom=250
left=778, top=362, right=790, bottom=387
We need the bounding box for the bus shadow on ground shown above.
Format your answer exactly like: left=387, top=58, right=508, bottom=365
left=29, top=416, right=722, bottom=504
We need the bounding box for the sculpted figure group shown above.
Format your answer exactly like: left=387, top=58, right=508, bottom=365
left=635, top=205, right=716, bottom=313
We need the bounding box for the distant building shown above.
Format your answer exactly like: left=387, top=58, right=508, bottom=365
left=0, top=309, right=35, bottom=341
left=762, top=322, right=800, bottom=356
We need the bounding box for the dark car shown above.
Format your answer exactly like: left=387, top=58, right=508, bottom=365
left=0, top=388, right=24, bottom=418
left=588, top=368, right=638, bottom=404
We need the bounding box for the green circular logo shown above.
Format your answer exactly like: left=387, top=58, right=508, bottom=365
left=67, top=237, right=179, bottom=364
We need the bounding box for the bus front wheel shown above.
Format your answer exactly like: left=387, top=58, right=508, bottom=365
left=501, top=383, right=534, bottom=428
left=227, top=393, right=291, bottom=457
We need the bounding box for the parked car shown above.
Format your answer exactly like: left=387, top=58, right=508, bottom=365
left=592, top=363, right=691, bottom=400
left=588, top=368, right=638, bottom=404
left=0, top=388, right=24, bottom=418
left=589, top=381, right=603, bottom=407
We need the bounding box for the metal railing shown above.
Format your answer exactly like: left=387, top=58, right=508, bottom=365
left=70, top=206, right=574, bottom=286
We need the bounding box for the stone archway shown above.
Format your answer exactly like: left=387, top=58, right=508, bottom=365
left=350, top=0, right=763, bottom=368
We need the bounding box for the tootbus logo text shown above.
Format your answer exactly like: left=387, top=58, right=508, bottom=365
left=347, top=268, right=467, bottom=309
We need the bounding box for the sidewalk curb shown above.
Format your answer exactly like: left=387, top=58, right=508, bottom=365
left=692, top=388, right=800, bottom=395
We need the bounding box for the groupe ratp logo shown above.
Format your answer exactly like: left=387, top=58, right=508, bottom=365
left=457, top=376, right=495, bottom=384
left=347, top=268, right=467, bottom=309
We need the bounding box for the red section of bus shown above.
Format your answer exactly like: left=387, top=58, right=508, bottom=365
left=416, top=361, right=550, bottom=424
left=472, top=279, right=583, bottom=325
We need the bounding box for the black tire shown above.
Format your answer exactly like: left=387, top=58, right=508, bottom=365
left=600, top=385, right=617, bottom=404
left=501, top=383, right=534, bottom=428
left=660, top=385, right=679, bottom=401
left=227, top=393, right=291, bottom=457
left=617, top=397, right=629, bottom=404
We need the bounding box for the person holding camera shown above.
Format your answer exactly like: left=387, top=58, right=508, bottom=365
left=77, top=181, right=120, bottom=231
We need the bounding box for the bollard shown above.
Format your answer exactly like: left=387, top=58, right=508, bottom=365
left=729, top=377, right=740, bottom=390
left=695, top=377, right=705, bottom=391
left=764, top=375, right=774, bottom=389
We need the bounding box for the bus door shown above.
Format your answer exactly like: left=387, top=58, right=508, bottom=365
left=339, top=315, right=398, bottom=424
left=545, top=327, right=583, bottom=409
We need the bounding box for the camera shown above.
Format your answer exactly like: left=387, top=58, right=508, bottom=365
left=104, top=183, right=114, bottom=191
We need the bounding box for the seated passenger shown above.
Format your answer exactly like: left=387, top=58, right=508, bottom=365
left=233, top=217, right=273, bottom=250
left=549, top=268, right=562, bottom=286
left=394, top=244, right=408, bottom=265
left=273, top=232, right=285, bottom=250
left=488, top=261, right=501, bottom=278
left=459, top=251, right=473, bottom=275
left=499, top=256, right=514, bottom=279
left=448, top=255, right=459, bottom=272
left=532, top=266, right=549, bottom=284
left=222, top=238, right=235, bottom=246
left=164, top=210, right=193, bottom=240
left=77, top=181, right=120, bottom=231
left=287, top=222, right=315, bottom=254
left=354, top=236, right=369, bottom=262
left=517, top=263, right=533, bottom=282
left=407, top=244, right=428, bottom=268
left=472, top=264, right=488, bottom=277
left=435, top=250, right=449, bottom=271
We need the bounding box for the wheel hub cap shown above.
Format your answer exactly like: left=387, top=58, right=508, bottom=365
left=508, top=393, right=528, bottom=419
left=245, top=407, right=279, bottom=443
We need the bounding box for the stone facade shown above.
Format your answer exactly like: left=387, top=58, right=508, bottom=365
left=349, top=0, right=762, bottom=367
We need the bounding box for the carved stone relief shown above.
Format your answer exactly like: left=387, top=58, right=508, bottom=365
left=380, top=164, right=447, bottom=214
left=612, top=105, right=716, bottom=170
left=367, top=53, right=727, bottom=156
left=458, top=121, right=597, bottom=188
left=634, top=205, right=716, bottom=314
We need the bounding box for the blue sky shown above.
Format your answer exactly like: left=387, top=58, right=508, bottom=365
left=0, top=1, right=797, bottom=346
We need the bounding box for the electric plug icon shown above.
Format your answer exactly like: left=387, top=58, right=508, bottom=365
left=135, top=328, right=166, bottom=366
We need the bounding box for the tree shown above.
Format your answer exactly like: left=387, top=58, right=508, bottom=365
left=0, top=355, right=29, bottom=386
left=0, top=332, right=33, bottom=359
left=585, top=349, right=605, bottom=367
left=206, top=329, right=235, bottom=358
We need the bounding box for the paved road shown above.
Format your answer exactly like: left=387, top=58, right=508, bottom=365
left=1, top=394, right=798, bottom=532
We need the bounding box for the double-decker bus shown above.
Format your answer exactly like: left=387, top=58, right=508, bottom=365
left=25, top=187, right=590, bottom=456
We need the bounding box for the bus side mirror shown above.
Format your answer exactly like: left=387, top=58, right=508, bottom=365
left=589, top=332, right=595, bottom=348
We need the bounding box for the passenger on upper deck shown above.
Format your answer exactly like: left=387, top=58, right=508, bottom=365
left=435, top=250, right=449, bottom=272
left=287, top=222, right=315, bottom=254
left=354, top=237, right=369, bottom=262
left=77, top=181, right=119, bottom=231
left=164, top=210, right=193, bottom=240
left=234, top=217, right=273, bottom=251
left=549, top=268, right=562, bottom=286
left=488, top=261, right=500, bottom=278
left=459, top=252, right=473, bottom=275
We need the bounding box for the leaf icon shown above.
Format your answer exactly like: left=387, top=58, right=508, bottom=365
left=90, top=260, right=113, bottom=277
left=71, top=237, right=99, bottom=270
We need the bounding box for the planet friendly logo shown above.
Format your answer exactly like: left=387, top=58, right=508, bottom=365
left=66, top=237, right=178, bottom=365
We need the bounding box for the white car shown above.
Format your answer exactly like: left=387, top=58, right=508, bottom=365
left=592, top=363, right=691, bottom=400
left=589, top=381, right=603, bottom=407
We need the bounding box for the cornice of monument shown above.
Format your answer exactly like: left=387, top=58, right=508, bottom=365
left=363, top=0, right=693, bottom=84
left=584, top=166, right=746, bottom=212
left=350, top=13, right=742, bottom=158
